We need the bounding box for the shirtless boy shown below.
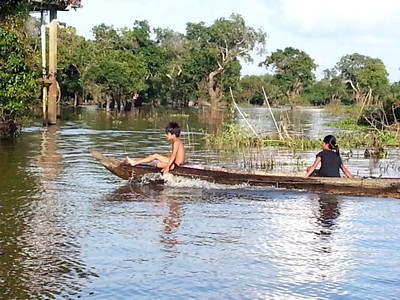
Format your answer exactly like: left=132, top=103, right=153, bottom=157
left=126, top=122, right=185, bottom=174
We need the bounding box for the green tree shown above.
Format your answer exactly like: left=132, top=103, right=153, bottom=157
left=186, top=14, right=267, bottom=108
left=237, top=75, right=280, bottom=105
left=302, top=74, right=349, bottom=106
left=81, top=23, right=148, bottom=107
left=153, top=28, right=189, bottom=106
left=386, top=82, right=400, bottom=122
left=0, top=28, right=39, bottom=116
left=359, top=81, right=400, bottom=129
left=0, top=1, right=40, bottom=135
left=261, top=47, right=317, bottom=108
left=85, top=49, right=147, bottom=108
left=334, top=53, right=389, bottom=106
left=120, top=21, right=170, bottom=104
left=0, top=0, right=29, bottom=21
left=57, top=25, right=89, bottom=105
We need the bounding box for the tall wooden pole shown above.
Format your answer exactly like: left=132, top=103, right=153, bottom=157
left=48, top=9, right=58, bottom=125
left=40, top=10, right=47, bottom=125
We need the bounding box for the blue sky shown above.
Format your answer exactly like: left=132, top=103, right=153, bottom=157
left=50, top=0, right=399, bottom=82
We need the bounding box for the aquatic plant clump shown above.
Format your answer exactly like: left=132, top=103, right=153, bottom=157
left=205, top=123, right=400, bottom=151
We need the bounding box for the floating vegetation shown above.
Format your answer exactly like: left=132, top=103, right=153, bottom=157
left=205, top=123, right=400, bottom=152
left=169, top=113, right=190, bottom=118
left=205, top=123, right=264, bottom=149
left=325, top=119, right=367, bottom=131
left=324, top=101, right=360, bottom=119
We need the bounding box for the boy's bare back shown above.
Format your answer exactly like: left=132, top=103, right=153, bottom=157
left=172, top=138, right=185, bottom=166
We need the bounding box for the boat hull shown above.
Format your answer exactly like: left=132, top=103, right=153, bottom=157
left=91, top=151, right=400, bottom=199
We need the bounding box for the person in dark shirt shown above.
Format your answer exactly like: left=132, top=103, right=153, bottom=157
left=305, top=135, right=352, bottom=178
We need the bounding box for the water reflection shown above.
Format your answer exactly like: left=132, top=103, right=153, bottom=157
left=159, top=200, right=181, bottom=254
left=61, top=105, right=230, bottom=135
left=0, top=127, right=98, bottom=299
left=16, top=126, right=96, bottom=298
left=238, top=107, right=339, bottom=138
left=1, top=106, right=400, bottom=299
left=104, top=184, right=183, bottom=256
left=310, top=194, right=342, bottom=259
left=314, top=194, right=341, bottom=237
left=105, top=183, right=165, bottom=202
left=0, top=136, right=41, bottom=299
left=37, top=125, right=63, bottom=181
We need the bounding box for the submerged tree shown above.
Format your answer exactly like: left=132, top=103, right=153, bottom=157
left=236, top=75, right=280, bottom=106
left=186, top=14, right=267, bottom=108
left=57, top=25, right=88, bottom=105
left=261, top=47, right=317, bottom=108
left=81, top=23, right=148, bottom=108
left=334, top=53, right=389, bottom=106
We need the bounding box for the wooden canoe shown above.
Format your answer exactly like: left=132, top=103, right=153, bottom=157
left=91, top=151, right=400, bottom=199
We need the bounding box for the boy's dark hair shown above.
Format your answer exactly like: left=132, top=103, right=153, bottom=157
left=165, top=122, right=181, bottom=137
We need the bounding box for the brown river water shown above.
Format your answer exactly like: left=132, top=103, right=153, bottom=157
left=0, top=106, right=399, bottom=299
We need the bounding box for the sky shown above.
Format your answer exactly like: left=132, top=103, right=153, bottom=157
left=48, top=0, right=400, bottom=82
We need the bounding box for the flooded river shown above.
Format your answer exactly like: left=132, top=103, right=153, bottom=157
left=1, top=106, right=400, bottom=299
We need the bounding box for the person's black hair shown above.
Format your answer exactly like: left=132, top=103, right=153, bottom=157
left=323, top=134, right=340, bottom=155
left=165, top=122, right=181, bottom=137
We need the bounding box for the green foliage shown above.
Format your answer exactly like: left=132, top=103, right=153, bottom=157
left=261, top=47, right=317, bottom=107
left=0, top=0, right=29, bottom=19
left=336, top=54, right=389, bottom=88
left=304, top=53, right=390, bottom=108
left=333, top=53, right=389, bottom=102
left=380, top=82, right=400, bottom=118
left=324, top=102, right=360, bottom=119
left=325, top=119, right=367, bottom=130
left=206, top=123, right=400, bottom=152
left=301, top=79, right=348, bottom=105
left=185, top=14, right=267, bottom=106
left=0, top=27, right=39, bottom=118
left=38, top=14, right=400, bottom=130
left=205, top=122, right=263, bottom=148
left=85, top=50, right=147, bottom=95
left=236, top=75, right=281, bottom=105
left=205, top=123, right=323, bottom=151
left=77, top=23, right=150, bottom=100
left=56, top=25, right=88, bottom=99
left=333, top=131, right=400, bottom=149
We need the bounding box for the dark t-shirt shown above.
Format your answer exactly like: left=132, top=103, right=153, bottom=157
left=316, top=150, right=343, bottom=177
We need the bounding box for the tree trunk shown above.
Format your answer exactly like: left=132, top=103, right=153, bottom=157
left=286, top=81, right=301, bottom=109
left=208, top=69, right=223, bottom=110
left=286, top=90, right=297, bottom=109
left=73, top=92, right=78, bottom=107
left=106, top=94, right=111, bottom=112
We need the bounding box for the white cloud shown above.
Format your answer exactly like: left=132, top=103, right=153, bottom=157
left=281, top=0, right=400, bottom=32
left=354, top=35, right=393, bottom=47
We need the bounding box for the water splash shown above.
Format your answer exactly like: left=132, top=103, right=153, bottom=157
left=161, top=173, right=249, bottom=189
left=139, top=172, right=165, bottom=184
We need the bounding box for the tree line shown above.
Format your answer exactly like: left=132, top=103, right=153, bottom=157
left=1, top=0, right=399, bottom=135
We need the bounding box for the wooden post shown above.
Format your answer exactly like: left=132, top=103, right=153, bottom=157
left=41, top=10, right=47, bottom=125
left=48, top=9, right=58, bottom=125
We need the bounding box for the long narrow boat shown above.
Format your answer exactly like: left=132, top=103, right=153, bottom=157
left=91, top=151, right=400, bottom=199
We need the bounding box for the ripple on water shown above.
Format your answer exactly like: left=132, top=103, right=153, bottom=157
left=2, top=110, right=400, bottom=299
